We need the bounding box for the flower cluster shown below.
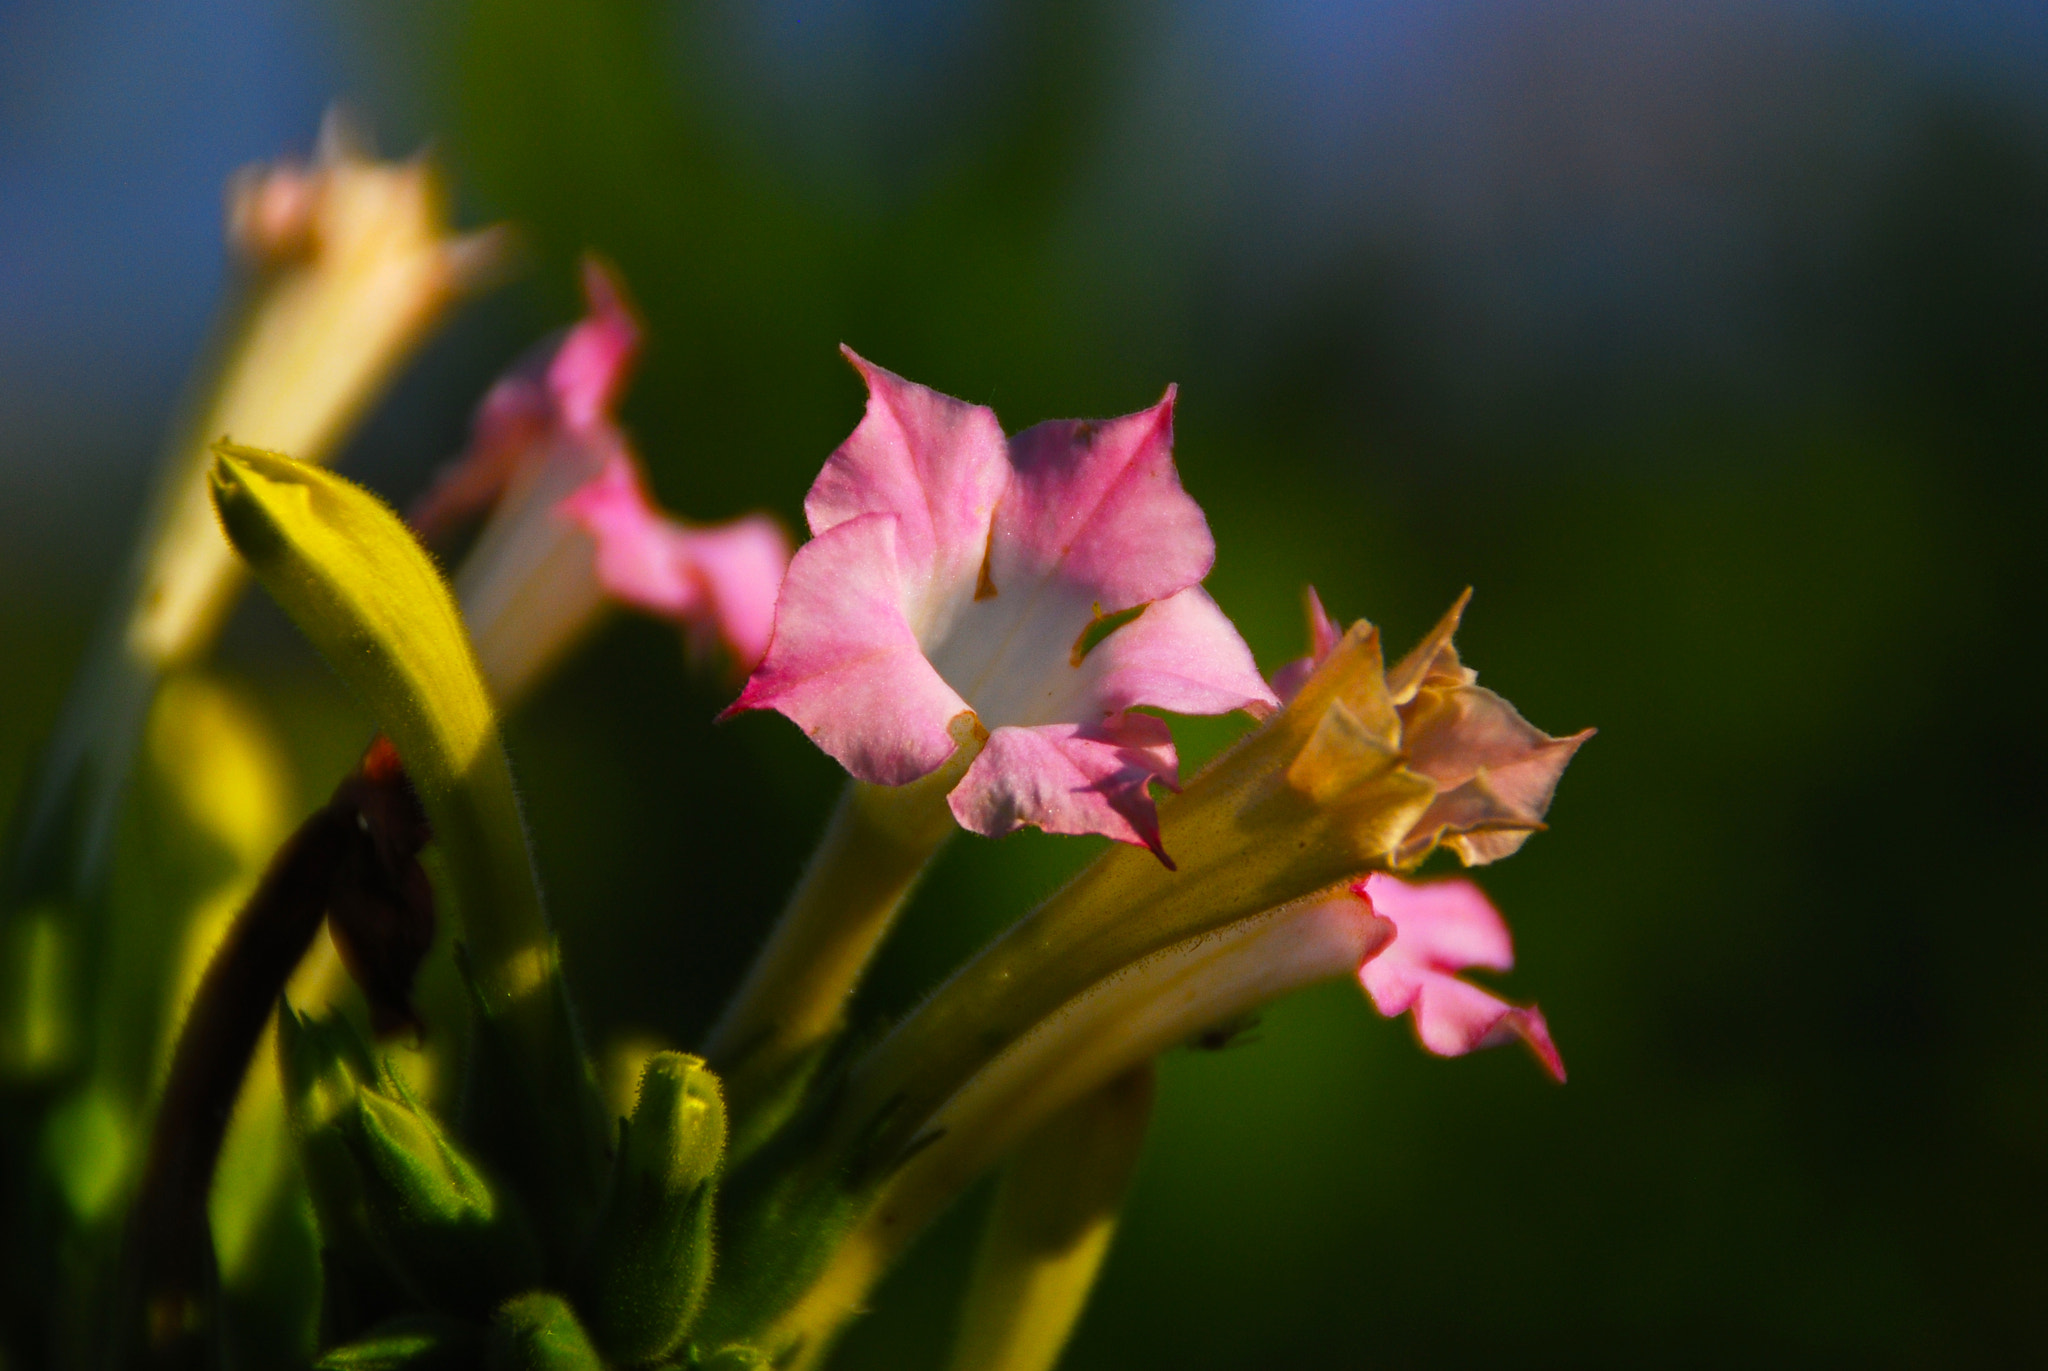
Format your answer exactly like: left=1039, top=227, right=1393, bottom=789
left=0, top=118, right=1591, bottom=1371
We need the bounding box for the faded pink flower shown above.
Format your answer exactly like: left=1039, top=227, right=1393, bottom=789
left=1271, top=586, right=1592, bottom=867
left=728, top=351, right=1275, bottom=861
left=1356, top=872, right=1565, bottom=1081
left=413, top=259, right=789, bottom=704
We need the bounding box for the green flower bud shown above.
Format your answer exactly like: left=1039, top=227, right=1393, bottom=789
left=280, top=1006, right=541, bottom=1317
left=347, top=1076, right=544, bottom=1316
left=280, top=1003, right=402, bottom=1331
left=486, top=1292, right=603, bottom=1371
left=278, top=1001, right=377, bottom=1131
left=579, top=1053, right=726, bottom=1364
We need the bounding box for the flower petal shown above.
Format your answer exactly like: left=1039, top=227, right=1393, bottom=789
left=1269, top=585, right=1344, bottom=705
left=727, top=513, right=969, bottom=785
left=669, top=515, right=792, bottom=670
left=560, top=456, right=792, bottom=669
left=804, top=350, right=1010, bottom=615
left=1356, top=874, right=1564, bottom=1081
left=547, top=258, right=639, bottom=431
left=948, top=714, right=1178, bottom=861
left=1397, top=682, right=1594, bottom=866
left=1071, top=586, right=1277, bottom=722
left=988, top=388, right=1213, bottom=612
left=411, top=258, right=635, bottom=541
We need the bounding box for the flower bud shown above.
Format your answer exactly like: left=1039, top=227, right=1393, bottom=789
left=579, top=1053, right=727, bottom=1363
left=486, top=1293, right=602, bottom=1371
left=279, top=1007, right=541, bottom=1317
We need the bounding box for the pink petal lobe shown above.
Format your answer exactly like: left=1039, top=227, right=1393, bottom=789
left=561, top=456, right=792, bottom=669
left=1074, top=587, right=1277, bottom=721
left=990, top=389, right=1214, bottom=612
left=1269, top=585, right=1344, bottom=704
left=947, top=714, right=1178, bottom=862
left=672, top=515, right=792, bottom=670
left=547, top=258, right=641, bottom=431
left=1356, top=873, right=1565, bottom=1081
left=804, top=350, right=1010, bottom=602
left=410, top=257, right=638, bottom=541
left=726, top=513, right=968, bottom=786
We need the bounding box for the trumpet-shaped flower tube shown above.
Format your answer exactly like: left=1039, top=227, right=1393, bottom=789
left=1356, top=873, right=1565, bottom=1081
left=138, top=111, right=508, bottom=672
left=722, top=888, right=1396, bottom=1366
left=729, top=352, right=1274, bottom=859
left=413, top=260, right=790, bottom=707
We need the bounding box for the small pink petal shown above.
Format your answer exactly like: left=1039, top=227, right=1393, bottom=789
left=561, top=456, right=792, bottom=669
left=674, top=515, right=791, bottom=670
left=947, top=714, right=1179, bottom=862
left=410, top=257, right=638, bottom=540
left=1075, top=586, right=1277, bottom=720
left=546, top=258, right=640, bottom=432
left=1269, top=585, right=1344, bottom=704
left=989, top=389, right=1215, bottom=612
left=726, top=513, right=969, bottom=786
left=1356, top=873, right=1565, bottom=1081
left=805, top=350, right=1010, bottom=602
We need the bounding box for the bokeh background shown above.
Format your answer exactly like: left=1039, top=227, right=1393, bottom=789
left=5, top=0, right=2046, bottom=1365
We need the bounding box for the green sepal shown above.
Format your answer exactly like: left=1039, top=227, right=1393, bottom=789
left=486, top=1292, right=603, bottom=1371
left=211, top=443, right=609, bottom=1256
left=580, top=1054, right=726, bottom=1364
left=280, top=1007, right=541, bottom=1318
left=315, top=1313, right=483, bottom=1370
left=282, top=1003, right=405, bottom=1341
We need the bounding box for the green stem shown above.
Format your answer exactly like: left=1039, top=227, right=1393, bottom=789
left=946, top=1065, right=1154, bottom=1371
left=703, top=772, right=960, bottom=1137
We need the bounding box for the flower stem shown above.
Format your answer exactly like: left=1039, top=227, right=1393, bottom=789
left=945, top=1065, right=1154, bottom=1371
left=704, top=765, right=966, bottom=1142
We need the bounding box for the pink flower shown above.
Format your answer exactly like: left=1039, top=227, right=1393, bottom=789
left=727, top=352, right=1275, bottom=862
left=413, top=260, right=790, bottom=704
left=1356, top=872, right=1565, bottom=1081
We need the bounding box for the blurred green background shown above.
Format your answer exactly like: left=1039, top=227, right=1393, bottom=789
left=4, top=0, right=2045, bottom=1365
